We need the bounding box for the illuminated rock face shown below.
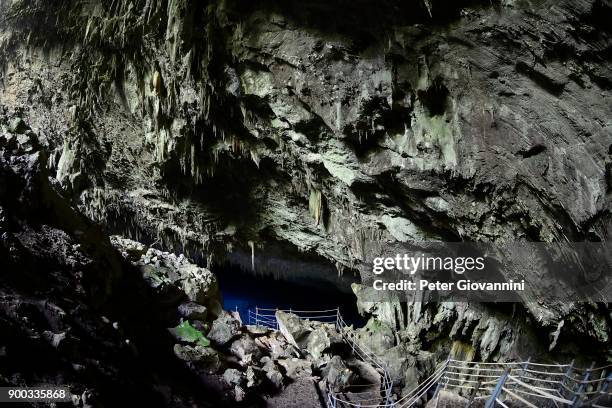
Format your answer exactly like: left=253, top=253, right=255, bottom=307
left=0, top=0, right=611, bottom=396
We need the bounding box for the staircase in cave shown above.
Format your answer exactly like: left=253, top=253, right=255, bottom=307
left=248, top=308, right=612, bottom=408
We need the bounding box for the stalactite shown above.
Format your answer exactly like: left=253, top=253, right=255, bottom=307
left=309, top=189, right=325, bottom=227
left=248, top=240, right=255, bottom=271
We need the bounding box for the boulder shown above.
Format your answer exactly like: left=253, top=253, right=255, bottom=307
left=305, top=326, right=331, bottom=360
left=276, top=311, right=311, bottom=349
left=109, top=236, right=146, bottom=260
left=346, top=358, right=381, bottom=387
left=246, top=324, right=271, bottom=336
left=230, top=334, right=262, bottom=363
left=173, top=344, right=220, bottom=371
left=233, top=385, right=246, bottom=402
left=378, top=344, right=415, bottom=383
left=277, top=358, right=313, bottom=380
left=223, top=368, right=244, bottom=387
left=230, top=310, right=242, bottom=325
left=109, top=242, right=223, bottom=314
left=208, top=311, right=242, bottom=346
left=178, top=302, right=208, bottom=321
left=246, top=366, right=262, bottom=388
left=355, top=317, right=395, bottom=356
left=179, top=264, right=220, bottom=306
left=322, top=356, right=356, bottom=392
left=137, top=264, right=185, bottom=303
left=190, top=320, right=209, bottom=333
left=322, top=323, right=344, bottom=347
left=255, top=331, right=300, bottom=359
left=8, top=117, right=28, bottom=134
left=425, top=390, right=469, bottom=408
left=260, top=356, right=284, bottom=389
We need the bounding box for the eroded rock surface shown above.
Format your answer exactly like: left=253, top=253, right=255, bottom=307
left=1, top=0, right=611, bottom=405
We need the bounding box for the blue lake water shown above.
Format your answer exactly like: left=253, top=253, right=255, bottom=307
left=215, top=264, right=365, bottom=327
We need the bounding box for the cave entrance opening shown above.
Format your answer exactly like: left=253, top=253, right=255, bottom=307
left=213, top=262, right=365, bottom=327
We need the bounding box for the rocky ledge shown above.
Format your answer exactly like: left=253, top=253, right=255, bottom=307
left=111, top=236, right=400, bottom=407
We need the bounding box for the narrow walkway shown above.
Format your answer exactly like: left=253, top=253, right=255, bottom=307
left=248, top=307, right=393, bottom=407
left=248, top=307, right=612, bottom=408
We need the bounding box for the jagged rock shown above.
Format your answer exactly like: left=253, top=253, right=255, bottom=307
left=179, top=264, right=219, bottom=306
left=355, top=317, right=395, bottom=355
left=276, top=311, right=311, bottom=349
left=304, top=325, right=331, bottom=360
left=233, top=385, right=246, bottom=402
left=2, top=1, right=612, bottom=404
left=378, top=344, right=415, bottom=383
left=229, top=334, right=262, bottom=363
left=223, top=368, right=243, bottom=387
left=246, top=324, right=271, bottom=336
left=230, top=310, right=243, bottom=325
left=42, top=331, right=67, bottom=349
left=173, top=344, right=220, bottom=371
left=190, top=320, right=209, bottom=333
left=260, top=356, right=284, bottom=389
left=321, top=355, right=356, bottom=392
left=410, top=351, right=437, bottom=395
left=255, top=331, right=300, bottom=359
left=8, top=117, right=27, bottom=134
left=109, top=236, right=146, bottom=260
left=110, top=241, right=223, bottom=314
left=178, top=302, right=208, bottom=321
left=277, top=358, right=313, bottom=380
left=426, top=390, right=469, bottom=408
left=208, top=311, right=242, bottom=346
left=81, top=390, right=97, bottom=408
left=245, top=366, right=261, bottom=388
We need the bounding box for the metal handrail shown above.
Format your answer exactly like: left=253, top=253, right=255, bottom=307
left=245, top=307, right=610, bottom=408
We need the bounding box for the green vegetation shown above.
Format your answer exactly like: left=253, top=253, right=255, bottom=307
left=171, top=320, right=211, bottom=347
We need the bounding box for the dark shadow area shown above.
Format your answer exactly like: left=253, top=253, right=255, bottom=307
left=232, top=0, right=498, bottom=42
left=215, top=263, right=365, bottom=327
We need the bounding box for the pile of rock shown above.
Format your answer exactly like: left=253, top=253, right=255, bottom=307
left=111, top=236, right=380, bottom=403
left=110, top=236, right=223, bottom=316
left=207, top=309, right=372, bottom=403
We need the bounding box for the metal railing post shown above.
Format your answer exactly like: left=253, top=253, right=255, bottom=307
left=572, top=362, right=595, bottom=406
left=597, top=373, right=612, bottom=404
left=432, top=357, right=450, bottom=403
left=275, top=307, right=279, bottom=330
left=520, top=357, right=531, bottom=379
left=550, top=359, right=573, bottom=408
left=515, top=357, right=530, bottom=392
left=484, top=368, right=510, bottom=408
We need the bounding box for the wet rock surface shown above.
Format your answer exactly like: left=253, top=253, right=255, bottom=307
left=1, top=0, right=608, bottom=372
left=0, top=0, right=611, bottom=405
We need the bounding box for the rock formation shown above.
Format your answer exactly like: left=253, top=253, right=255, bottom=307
left=0, top=0, right=611, bottom=405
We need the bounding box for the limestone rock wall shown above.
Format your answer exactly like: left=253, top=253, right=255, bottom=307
left=1, top=0, right=611, bottom=370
